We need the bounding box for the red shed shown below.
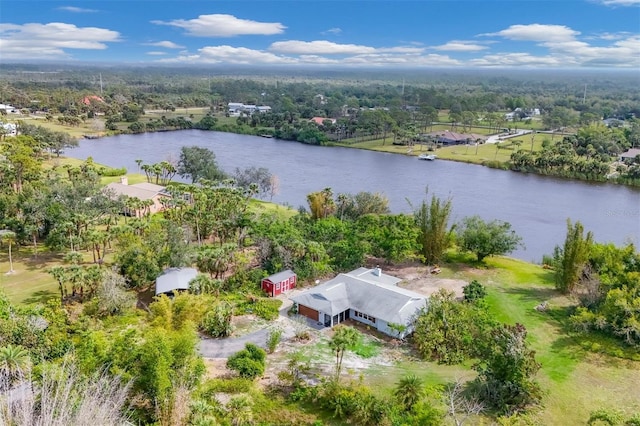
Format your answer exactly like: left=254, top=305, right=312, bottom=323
left=261, top=270, right=297, bottom=297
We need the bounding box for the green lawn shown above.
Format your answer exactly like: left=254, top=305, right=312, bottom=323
left=1, top=250, right=66, bottom=305
left=18, top=116, right=101, bottom=138
left=340, top=132, right=554, bottom=166
left=362, top=255, right=640, bottom=425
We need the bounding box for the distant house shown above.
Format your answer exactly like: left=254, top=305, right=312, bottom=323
left=1, top=122, right=17, bottom=136
left=228, top=102, right=244, bottom=113
left=155, top=267, right=198, bottom=296
left=104, top=177, right=170, bottom=217
left=310, top=117, right=336, bottom=126
left=82, top=95, right=104, bottom=106
left=0, top=104, right=17, bottom=114
left=423, top=131, right=486, bottom=146
left=290, top=267, right=427, bottom=338
left=261, top=270, right=297, bottom=297
left=619, top=148, right=640, bottom=164
left=227, top=102, right=271, bottom=115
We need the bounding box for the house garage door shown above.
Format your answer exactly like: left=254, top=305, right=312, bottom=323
left=298, top=304, right=319, bottom=321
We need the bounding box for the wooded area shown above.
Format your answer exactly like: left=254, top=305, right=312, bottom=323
left=0, top=66, right=639, bottom=425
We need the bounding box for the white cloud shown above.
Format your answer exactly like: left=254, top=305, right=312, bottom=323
left=146, top=51, right=167, bottom=56
left=159, top=45, right=296, bottom=65
left=593, top=0, right=640, bottom=5
left=144, top=40, right=184, bottom=49
left=321, top=27, right=342, bottom=35
left=483, top=24, right=580, bottom=42
left=0, top=22, right=120, bottom=59
left=57, top=6, right=98, bottom=13
left=269, top=40, right=424, bottom=55
left=481, top=23, right=640, bottom=67
left=270, top=40, right=376, bottom=55
left=159, top=43, right=457, bottom=67
left=470, top=53, right=567, bottom=67
left=151, top=14, right=285, bottom=37
left=586, top=31, right=633, bottom=40
left=431, top=41, right=489, bottom=51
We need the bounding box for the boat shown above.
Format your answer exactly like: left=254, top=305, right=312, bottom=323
left=418, top=153, right=437, bottom=161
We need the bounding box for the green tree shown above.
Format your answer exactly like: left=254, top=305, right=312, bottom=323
left=473, top=323, right=542, bottom=415
left=553, top=219, right=593, bottom=294
left=413, top=289, right=493, bottom=364
left=329, top=325, right=360, bottom=379
left=394, top=374, right=425, bottom=412
left=226, top=343, right=266, bottom=379
left=0, top=344, right=30, bottom=387
left=0, top=230, right=16, bottom=274
left=413, top=192, right=454, bottom=265
left=177, top=145, right=226, bottom=183
left=457, top=216, right=523, bottom=262
left=463, top=280, right=487, bottom=302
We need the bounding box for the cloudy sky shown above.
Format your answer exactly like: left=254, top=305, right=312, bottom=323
left=1, top=0, right=639, bottom=68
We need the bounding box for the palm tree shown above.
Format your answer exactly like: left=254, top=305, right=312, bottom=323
left=0, top=230, right=16, bottom=274
left=49, top=266, right=68, bottom=302
left=0, top=344, right=30, bottom=388
left=394, top=374, right=425, bottom=411
left=227, top=394, right=253, bottom=426
left=329, top=325, right=360, bottom=379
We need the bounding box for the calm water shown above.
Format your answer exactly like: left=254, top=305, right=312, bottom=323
left=68, top=130, right=640, bottom=263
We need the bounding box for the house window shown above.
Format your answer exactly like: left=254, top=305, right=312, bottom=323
left=275, top=283, right=280, bottom=290
left=353, top=310, right=375, bottom=324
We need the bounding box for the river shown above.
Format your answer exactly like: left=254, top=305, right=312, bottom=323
left=68, top=130, right=640, bottom=263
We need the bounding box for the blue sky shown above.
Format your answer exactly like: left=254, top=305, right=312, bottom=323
left=1, top=1, right=639, bottom=68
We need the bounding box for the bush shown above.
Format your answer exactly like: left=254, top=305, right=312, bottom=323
left=227, top=343, right=266, bottom=379
left=98, top=167, right=127, bottom=176
left=266, top=328, right=283, bottom=353
left=202, top=377, right=253, bottom=394
left=200, top=303, right=233, bottom=338
left=251, top=298, right=282, bottom=321
left=463, top=280, right=487, bottom=302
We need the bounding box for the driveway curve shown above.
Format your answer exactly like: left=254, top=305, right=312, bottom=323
left=199, top=328, right=269, bottom=358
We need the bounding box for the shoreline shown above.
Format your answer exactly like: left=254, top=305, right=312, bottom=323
left=68, top=127, right=638, bottom=189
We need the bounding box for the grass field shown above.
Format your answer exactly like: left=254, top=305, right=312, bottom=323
left=364, top=254, right=640, bottom=425
left=340, top=132, right=554, bottom=165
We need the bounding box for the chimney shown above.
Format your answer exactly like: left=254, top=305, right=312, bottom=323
left=120, top=176, right=128, bottom=185
left=374, top=266, right=381, bottom=277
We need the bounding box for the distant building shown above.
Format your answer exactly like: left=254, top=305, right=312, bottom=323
left=82, top=95, right=104, bottom=105
left=104, top=177, right=170, bottom=217
left=619, top=148, right=640, bottom=164
left=1, top=122, right=17, bottom=136
left=261, top=270, right=297, bottom=297
left=310, top=117, right=336, bottom=126
left=422, top=131, right=486, bottom=146
left=0, top=104, right=17, bottom=114
left=227, top=102, right=271, bottom=115
left=155, top=267, right=198, bottom=296
left=290, top=267, right=427, bottom=338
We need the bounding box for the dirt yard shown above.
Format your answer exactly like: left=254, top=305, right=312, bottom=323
left=380, top=262, right=468, bottom=298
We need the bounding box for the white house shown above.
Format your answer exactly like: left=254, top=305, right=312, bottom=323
left=1, top=122, right=17, bottom=136
left=290, top=267, right=427, bottom=338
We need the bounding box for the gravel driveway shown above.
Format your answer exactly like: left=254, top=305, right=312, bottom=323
left=199, top=328, right=269, bottom=358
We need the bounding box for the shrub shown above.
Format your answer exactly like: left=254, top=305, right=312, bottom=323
left=98, top=167, right=127, bottom=177
left=251, top=298, right=282, bottom=321
left=463, top=280, right=487, bottom=302
left=202, top=377, right=253, bottom=394
left=200, top=303, right=233, bottom=338
left=226, top=343, right=266, bottom=379
left=266, top=328, right=283, bottom=353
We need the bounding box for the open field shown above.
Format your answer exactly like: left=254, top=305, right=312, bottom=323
left=341, top=132, right=554, bottom=165
left=16, top=115, right=102, bottom=138
left=360, top=255, right=640, bottom=425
